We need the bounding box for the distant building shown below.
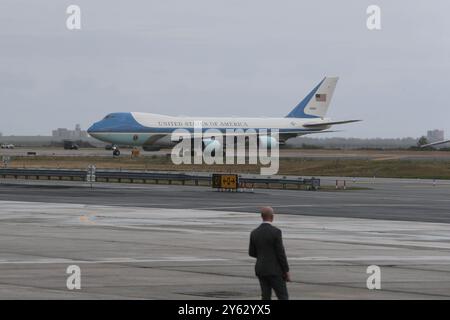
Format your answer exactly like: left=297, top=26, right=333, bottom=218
left=52, top=124, right=87, bottom=139
left=427, top=129, right=445, bottom=143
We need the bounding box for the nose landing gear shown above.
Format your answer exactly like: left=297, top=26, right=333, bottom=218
left=112, top=145, right=121, bottom=156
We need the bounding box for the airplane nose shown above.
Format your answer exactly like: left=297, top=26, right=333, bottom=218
left=87, top=122, right=99, bottom=136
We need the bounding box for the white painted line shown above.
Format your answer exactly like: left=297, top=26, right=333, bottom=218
left=193, top=203, right=423, bottom=210
left=289, top=256, right=450, bottom=262
left=1, top=256, right=449, bottom=265
left=0, top=257, right=229, bottom=265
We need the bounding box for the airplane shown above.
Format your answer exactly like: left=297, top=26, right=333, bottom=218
left=88, top=77, right=361, bottom=156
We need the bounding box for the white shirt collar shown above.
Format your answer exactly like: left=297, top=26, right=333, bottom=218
left=262, top=221, right=272, bottom=225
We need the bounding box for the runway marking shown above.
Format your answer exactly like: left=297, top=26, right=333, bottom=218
left=373, top=156, right=402, bottom=161
left=289, top=256, right=450, bottom=262
left=1, top=256, right=449, bottom=265
left=193, top=203, right=423, bottom=210
left=0, top=257, right=229, bottom=265
left=79, top=215, right=95, bottom=224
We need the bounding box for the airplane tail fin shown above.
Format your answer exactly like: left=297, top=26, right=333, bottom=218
left=286, top=77, right=339, bottom=118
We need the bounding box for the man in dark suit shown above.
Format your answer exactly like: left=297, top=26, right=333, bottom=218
left=249, top=207, right=290, bottom=300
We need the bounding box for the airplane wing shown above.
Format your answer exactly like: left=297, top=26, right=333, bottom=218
left=174, top=129, right=339, bottom=139
left=421, top=139, right=450, bottom=148
left=172, top=129, right=342, bottom=146
left=278, top=130, right=341, bottom=142
left=303, top=119, right=362, bottom=127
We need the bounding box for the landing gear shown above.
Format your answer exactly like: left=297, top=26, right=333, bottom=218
left=112, top=146, right=121, bottom=156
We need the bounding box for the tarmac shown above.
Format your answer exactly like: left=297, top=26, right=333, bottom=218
left=3, top=147, right=450, bottom=160
left=0, top=177, right=449, bottom=223
left=0, top=178, right=449, bottom=299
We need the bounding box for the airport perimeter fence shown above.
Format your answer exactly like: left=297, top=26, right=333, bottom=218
left=0, top=168, right=320, bottom=190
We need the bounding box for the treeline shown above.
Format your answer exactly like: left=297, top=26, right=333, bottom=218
left=286, top=137, right=422, bottom=149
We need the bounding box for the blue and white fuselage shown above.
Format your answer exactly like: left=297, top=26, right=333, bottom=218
left=87, top=77, right=360, bottom=150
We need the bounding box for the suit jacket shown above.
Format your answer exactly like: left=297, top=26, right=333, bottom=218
left=249, top=223, right=289, bottom=277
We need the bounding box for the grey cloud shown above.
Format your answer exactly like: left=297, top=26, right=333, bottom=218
left=0, top=0, right=448, bottom=137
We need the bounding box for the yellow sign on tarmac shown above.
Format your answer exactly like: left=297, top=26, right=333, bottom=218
left=212, top=174, right=239, bottom=189
left=221, top=174, right=238, bottom=189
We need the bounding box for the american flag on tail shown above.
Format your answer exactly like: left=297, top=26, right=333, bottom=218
left=315, top=93, right=326, bottom=102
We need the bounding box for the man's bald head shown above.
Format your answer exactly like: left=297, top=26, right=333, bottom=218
left=260, top=206, right=274, bottom=222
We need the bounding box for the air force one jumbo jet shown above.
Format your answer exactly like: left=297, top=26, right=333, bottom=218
left=88, top=77, right=361, bottom=155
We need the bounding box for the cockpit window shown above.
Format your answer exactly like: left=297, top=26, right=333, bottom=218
left=104, top=114, right=115, bottom=120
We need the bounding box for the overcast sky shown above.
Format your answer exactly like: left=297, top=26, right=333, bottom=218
left=0, top=0, right=449, bottom=138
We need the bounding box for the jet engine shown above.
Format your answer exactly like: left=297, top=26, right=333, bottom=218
left=258, top=136, right=279, bottom=148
